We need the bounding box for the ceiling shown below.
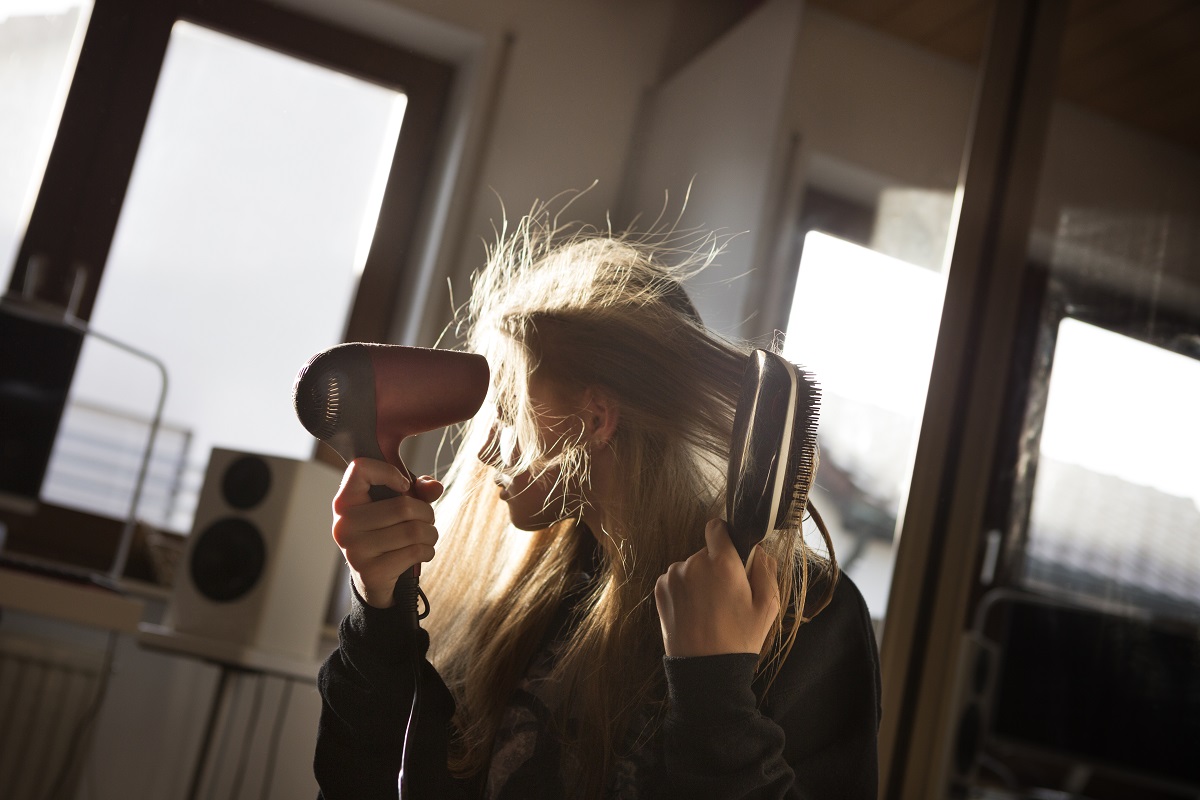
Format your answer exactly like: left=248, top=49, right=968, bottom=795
left=807, top=0, right=1200, bottom=154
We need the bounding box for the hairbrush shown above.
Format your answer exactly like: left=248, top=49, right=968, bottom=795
left=726, top=349, right=821, bottom=562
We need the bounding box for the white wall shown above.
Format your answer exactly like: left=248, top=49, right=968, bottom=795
left=784, top=7, right=1200, bottom=311
left=617, top=0, right=804, bottom=341
left=788, top=7, right=977, bottom=199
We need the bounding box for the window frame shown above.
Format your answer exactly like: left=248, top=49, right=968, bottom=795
left=994, top=271, right=1200, bottom=594
left=9, top=0, right=454, bottom=345
left=1, top=0, right=454, bottom=567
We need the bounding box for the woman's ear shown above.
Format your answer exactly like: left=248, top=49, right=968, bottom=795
left=580, top=387, right=620, bottom=445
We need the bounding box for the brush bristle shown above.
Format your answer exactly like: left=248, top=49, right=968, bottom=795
left=780, top=367, right=821, bottom=530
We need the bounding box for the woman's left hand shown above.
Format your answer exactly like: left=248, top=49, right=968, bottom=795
left=654, top=519, right=781, bottom=657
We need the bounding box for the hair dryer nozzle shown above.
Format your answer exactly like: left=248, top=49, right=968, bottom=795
left=293, top=342, right=490, bottom=473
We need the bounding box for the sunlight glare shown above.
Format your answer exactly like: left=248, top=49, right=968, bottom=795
left=1041, top=318, right=1200, bottom=508
left=780, top=230, right=945, bottom=418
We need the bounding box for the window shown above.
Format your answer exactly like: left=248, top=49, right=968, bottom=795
left=0, top=0, right=93, bottom=286
left=1024, top=318, right=1200, bottom=623
left=781, top=230, right=946, bottom=618
left=2, top=0, right=451, bottom=568
left=43, top=21, right=409, bottom=534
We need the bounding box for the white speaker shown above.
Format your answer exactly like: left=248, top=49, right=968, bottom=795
left=164, top=447, right=343, bottom=666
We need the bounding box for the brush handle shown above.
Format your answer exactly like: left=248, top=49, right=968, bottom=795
left=727, top=351, right=793, bottom=562
left=368, top=482, right=422, bottom=630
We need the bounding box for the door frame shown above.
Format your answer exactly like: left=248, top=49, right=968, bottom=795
left=877, top=2, right=1070, bottom=797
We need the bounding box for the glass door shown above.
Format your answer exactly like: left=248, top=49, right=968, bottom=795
left=963, top=1, right=1200, bottom=794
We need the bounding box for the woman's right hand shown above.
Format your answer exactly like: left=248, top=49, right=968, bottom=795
left=331, top=457, right=444, bottom=609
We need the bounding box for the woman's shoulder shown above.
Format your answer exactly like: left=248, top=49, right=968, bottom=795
left=804, top=568, right=874, bottom=633
left=758, top=570, right=882, bottom=713
left=755, top=572, right=883, bottom=798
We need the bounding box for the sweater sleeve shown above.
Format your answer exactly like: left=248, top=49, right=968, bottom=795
left=660, top=575, right=882, bottom=799
left=314, top=583, right=459, bottom=800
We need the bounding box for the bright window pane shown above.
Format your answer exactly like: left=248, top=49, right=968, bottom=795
left=0, top=0, right=93, bottom=286
left=782, top=230, right=946, bottom=619
left=41, top=21, right=407, bottom=533
left=1024, top=319, right=1200, bottom=622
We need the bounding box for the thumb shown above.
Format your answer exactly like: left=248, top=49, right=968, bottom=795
left=746, top=545, right=780, bottom=617
left=412, top=475, right=445, bottom=503
left=703, top=518, right=737, bottom=560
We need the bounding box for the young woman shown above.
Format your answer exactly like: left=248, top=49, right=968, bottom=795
left=314, top=210, right=881, bottom=799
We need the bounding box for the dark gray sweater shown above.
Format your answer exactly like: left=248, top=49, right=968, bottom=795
left=314, top=572, right=880, bottom=799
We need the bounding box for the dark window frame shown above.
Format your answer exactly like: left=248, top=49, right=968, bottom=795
left=10, top=0, right=454, bottom=345
left=988, top=268, right=1200, bottom=595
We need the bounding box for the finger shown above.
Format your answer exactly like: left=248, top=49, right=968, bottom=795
left=340, top=520, right=439, bottom=566
left=746, top=545, right=781, bottom=616
left=340, top=525, right=439, bottom=575
left=354, top=541, right=438, bottom=608
left=337, top=458, right=410, bottom=509
left=336, top=494, right=436, bottom=535
left=358, top=540, right=438, bottom=580
left=703, top=518, right=737, bottom=560
left=653, top=573, right=675, bottom=651
left=349, top=457, right=412, bottom=493
left=411, top=476, right=445, bottom=503
left=653, top=572, right=671, bottom=611
left=656, top=560, right=688, bottom=591
left=333, top=498, right=437, bottom=553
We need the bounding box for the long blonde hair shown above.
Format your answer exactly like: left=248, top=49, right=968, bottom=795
left=423, top=203, right=835, bottom=797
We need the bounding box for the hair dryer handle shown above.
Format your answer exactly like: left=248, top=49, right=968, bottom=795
left=366, top=482, right=423, bottom=629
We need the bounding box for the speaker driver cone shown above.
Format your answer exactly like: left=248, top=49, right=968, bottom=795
left=221, top=455, right=272, bottom=509
left=189, top=517, right=267, bottom=602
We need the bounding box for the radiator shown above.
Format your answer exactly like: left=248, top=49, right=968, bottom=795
left=0, top=632, right=110, bottom=800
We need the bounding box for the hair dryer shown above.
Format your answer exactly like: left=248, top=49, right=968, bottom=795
left=294, top=342, right=488, bottom=797
left=293, top=342, right=489, bottom=627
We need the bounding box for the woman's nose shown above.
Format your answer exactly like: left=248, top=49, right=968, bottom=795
left=478, top=425, right=503, bottom=468
left=479, top=424, right=519, bottom=468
